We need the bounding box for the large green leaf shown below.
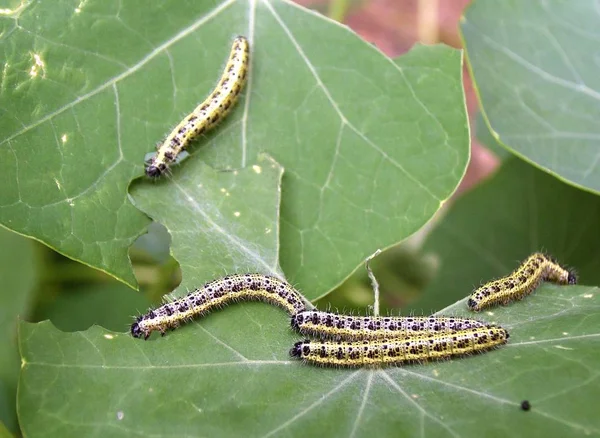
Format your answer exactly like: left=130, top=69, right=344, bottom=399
left=0, top=0, right=468, bottom=290
left=274, top=40, right=468, bottom=294
left=18, top=156, right=600, bottom=436
left=414, top=158, right=600, bottom=313
left=461, top=0, right=600, bottom=194
left=0, top=227, right=37, bottom=433
left=18, top=285, right=599, bottom=437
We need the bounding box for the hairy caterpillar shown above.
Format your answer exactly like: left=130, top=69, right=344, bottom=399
left=131, top=274, right=306, bottom=339
left=468, top=253, right=577, bottom=311
left=291, top=310, right=488, bottom=341
left=145, top=36, right=250, bottom=178
left=290, top=325, right=509, bottom=367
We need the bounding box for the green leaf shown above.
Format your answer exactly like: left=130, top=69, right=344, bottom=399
left=0, top=0, right=468, bottom=290
left=18, top=284, right=600, bottom=437
left=0, top=227, right=37, bottom=433
left=461, top=0, right=600, bottom=194
left=0, top=421, right=14, bottom=438
left=474, top=112, right=511, bottom=160
left=414, top=158, right=600, bottom=313
left=273, top=39, right=468, bottom=294
left=130, top=153, right=284, bottom=289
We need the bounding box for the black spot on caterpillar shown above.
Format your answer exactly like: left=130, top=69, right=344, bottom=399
left=468, top=252, right=577, bottom=311
left=289, top=325, right=509, bottom=367
left=291, top=310, right=489, bottom=341
left=145, top=36, right=250, bottom=178
left=131, top=274, right=306, bottom=339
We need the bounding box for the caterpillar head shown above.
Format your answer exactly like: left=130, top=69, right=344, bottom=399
left=289, top=341, right=310, bottom=358
left=290, top=313, right=304, bottom=330
left=145, top=163, right=165, bottom=178
left=567, top=270, right=578, bottom=285
left=130, top=322, right=143, bottom=338
left=467, top=298, right=479, bottom=311
left=289, top=341, right=302, bottom=357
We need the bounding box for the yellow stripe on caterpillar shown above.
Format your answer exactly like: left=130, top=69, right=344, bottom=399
left=145, top=36, right=250, bottom=178
left=290, top=325, right=509, bottom=367
left=291, top=310, right=488, bottom=341
left=131, top=273, right=306, bottom=339
left=468, top=252, right=576, bottom=312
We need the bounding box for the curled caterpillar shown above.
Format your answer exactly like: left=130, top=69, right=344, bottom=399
left=290, top=325, right=509, bottom=367
left=468, top=252, right=577, bottom=312
left=291, top=310, right=488, bottom=341
left=145, top=36, right=250, bottom=178
left=131, top=273, right=306, bottom=339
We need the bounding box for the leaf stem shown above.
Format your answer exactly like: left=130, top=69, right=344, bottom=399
left=365, top=249, right=382, bottom=316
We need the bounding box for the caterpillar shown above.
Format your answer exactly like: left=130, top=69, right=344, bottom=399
left=145, top=36, right=250, bottom=178
left=131, top=273, right=306, bottom=339
left=290, top=325, right=509, bottom=367
left=468, top=252, right=577, bottom=311
left=291, top=310, right=488, bottom=341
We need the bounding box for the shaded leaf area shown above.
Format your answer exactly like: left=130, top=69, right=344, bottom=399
left=18, top=284, right=599, bottom=438
left=129, top=222, right=173, bottom=265
left=36, top=282, right=152, bottom=333
left=413, top=158, right=600, bottom=314
left=0, top=421, right=13, bottom=438
left=0, top=0, right=468, bottom=292
left=130, top=153, right=284, bottom=295
left=0, top=227, right=37, bottom=434
left=462, top=0, right=600, bottom=194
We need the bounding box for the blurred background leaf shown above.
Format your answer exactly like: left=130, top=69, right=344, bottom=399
left=462, top=0, right=600, bottom=194
left=35, top=283, right=151, bottom=333
left=414, top=158, right=600, bottom=313
left=0, top=421, right=14, bottom=438
left=0, top=227, right=37, bottom=433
